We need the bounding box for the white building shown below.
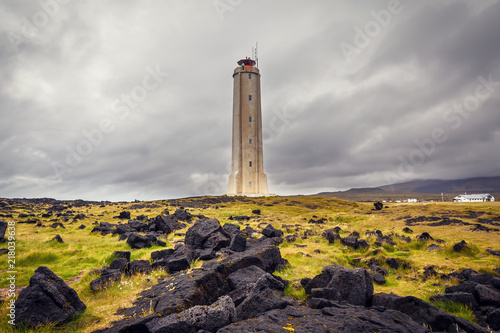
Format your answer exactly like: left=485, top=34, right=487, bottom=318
left=452, top=193, right=495, bottom=202
left=407, top=198, right=418, bottom=203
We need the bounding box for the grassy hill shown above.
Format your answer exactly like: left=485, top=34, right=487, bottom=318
left=0, top=196, right=499, bottom=332
left=309, top=176, right=500, bottom=202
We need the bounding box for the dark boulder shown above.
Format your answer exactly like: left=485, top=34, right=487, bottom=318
left=185, top=218, right=228, bottom=249
left=166, top=245, right=194, bottom=273
left=204, top=232, right=230, bottom=250
left=426, top=244, right=442, bottom=251
left=49, top=234, right=64, bottom=243
left=373, top=201, right=383, bottom=210
left=196, top=248, right=216, bottom=261
left=474, top=284, right=500, bottom=307
left=126, top=233, right=151, bottom=249
left=222, top=223, right=240, bottom=235
left=304, top=265, right=373, bottom=306
left=333, top=226, right=342, bottom=233
left=487, top=308, right=500, bottom=330
left=252, top=209, right=261, bottom=215
left=417, top=232, right=433, bottom=241
left=15, top=266, right=86, bottom=326
left=372, top=273, right=386, bottom=285
left=341, top=236, right=359, bottom=249
left=453, top=240, right=469, bottom=252
left=235, top=273, right=292, bottom=321
left=128, top=220, right=148, bottom=232
left=115, top=224, right=135, bottom=235
left=151, top=248, right=174, bottom=262
left=373, top=292, right=488, bottom=333
left=227, top=265, right=267, bottom=290
left=113, top=251, right=131, bottom=262
left=261, top=224, right=283, bottom=238
left=118, top=211, right=130, bottom=219
left=127, top=260, right=152, bottom=276
left=90, top=269, right=121, bottom=291
left=218, top=305, right=428, bottom=333
left=386, top=258, right=400, bottom=269
left=229, top=233, right=246, bottom=252
left=323, top=229, right=341, bottom=243
left=78, top=224, right=86, bottom=229
left=146, top=295, right=234, bottom=333
left=403, top=227, right=413, bottom=233
left=109, top=258, right=128, bottom=272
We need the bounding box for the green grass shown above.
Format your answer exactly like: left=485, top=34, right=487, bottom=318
left=0, top=197, right=499, bottom=332
left=430, top=300, right=477, bottom=323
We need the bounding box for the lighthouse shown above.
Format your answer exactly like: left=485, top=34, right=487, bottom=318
left=228, top=57, right=269, bottom=196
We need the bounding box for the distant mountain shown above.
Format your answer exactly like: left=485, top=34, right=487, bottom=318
left=310, top=176, right=500, bottom=201
left=379, top=176, right=500, bottom=194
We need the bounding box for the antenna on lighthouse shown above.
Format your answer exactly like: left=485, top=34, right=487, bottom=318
left=255, top=42, right=258, bottom=67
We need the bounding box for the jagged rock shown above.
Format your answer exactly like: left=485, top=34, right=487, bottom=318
left=487, top=308, right=500, bottom=330
left=284, top=234, right=297, bottom=243
left=90, top=269, right=121, bottom=291
left=115, top=224, right=135, bottom=235
left=323, top=229, right=341, bottom=243
left=196, top=248, right=216, bottom=261
left=229, top=233, right=246, bottom=252
left=166, top=245, right=194, bottom=273
left=151, top=249, right=174, bottom=262
left=357, top=239, right=370, bottom=248
left=126, top=233, right=151, bottom=249
left=49, top=234, right=64, bottom=243
left=128, top=220, right=148, bottom=232
left=486, top=249, right=500, bottom=257
left=235, top=273, right=292, bottom=321
left=15, top=266, right=86, bottom=326
left=109, top=258, right=128, bottom=272
left=78, top=224, right=86, bottom=229
left=261, top=224, right=283, bottom=238
left=222, top=223, right=240, bottom=235
left=426, top=244, right=442, bottom=251
left=204, top=232, right=230, bottom=250
left=373, top=292, right=488, bottom=333
left=417, top=232, right=433, bottom=241
left=453, top=240, right=469, bottom=252
left=146, top=295, right=235, bottom=333
left=403, top=227, right=413, bottom=233
left=100, top=238, right=286, bottom=332
left=136, top=214, right=148, bottom=221
left=127, top=260, right=152, bottom=276
left=386, top=258, right=400, bottom=269
left=304, top=265, right=373, bottom=306
left=374, top=201, right=383, bottom=210
left=227, top=265, right=266, bottom=290
left=113, top=251, right=131, bottom=262
left=252, top=209, right=261, bottom=215
left=218, top=304, right=429, bottom=333
left=370, top=264, right=388, bottom=276
left=333, top=226, right=342, bottom=233
left=341, top=236, right=358, bottom=249
left=310, top=288, right=341, bottom=301
left=474, top=284, right=500, bottom=307
left=430, top=292, right=479, bottom=309
left=372, top=273, right=386, bottom=285
left=117, top=211, right=130, bottom=219
left=185, top=218, right=229, bottom=249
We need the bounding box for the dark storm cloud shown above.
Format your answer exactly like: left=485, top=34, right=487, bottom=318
left=0, top=0, right=499, bottom=200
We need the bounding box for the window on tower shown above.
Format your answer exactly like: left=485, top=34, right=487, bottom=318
left=249, top=138, right=252, bottom=144
left=249, top=161, right=252, bottom=167
left=249, top=182, right=252, bottom=188
left=249, top=116, right=252, bottom=122
left=249, top=95, right=252, bottom=101
left=249, top=74, right=251, bottom=79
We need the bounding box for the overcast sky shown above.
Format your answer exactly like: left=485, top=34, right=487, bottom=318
left=1, top=0, right=499, bottom=201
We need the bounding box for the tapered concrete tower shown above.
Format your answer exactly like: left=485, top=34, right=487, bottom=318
left=228, top=57, right=269, bottom=196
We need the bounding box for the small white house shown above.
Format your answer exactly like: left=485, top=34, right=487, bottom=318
left=452, top=193, right=495, bottom=202
left=407, top=198, right=418, bottom=203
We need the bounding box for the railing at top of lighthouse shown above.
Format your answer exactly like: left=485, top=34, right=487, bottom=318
left=237, top=57, right=256, bottom=70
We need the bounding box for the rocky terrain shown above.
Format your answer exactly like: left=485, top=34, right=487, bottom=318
left=0, top=196, right=499, bottom=332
